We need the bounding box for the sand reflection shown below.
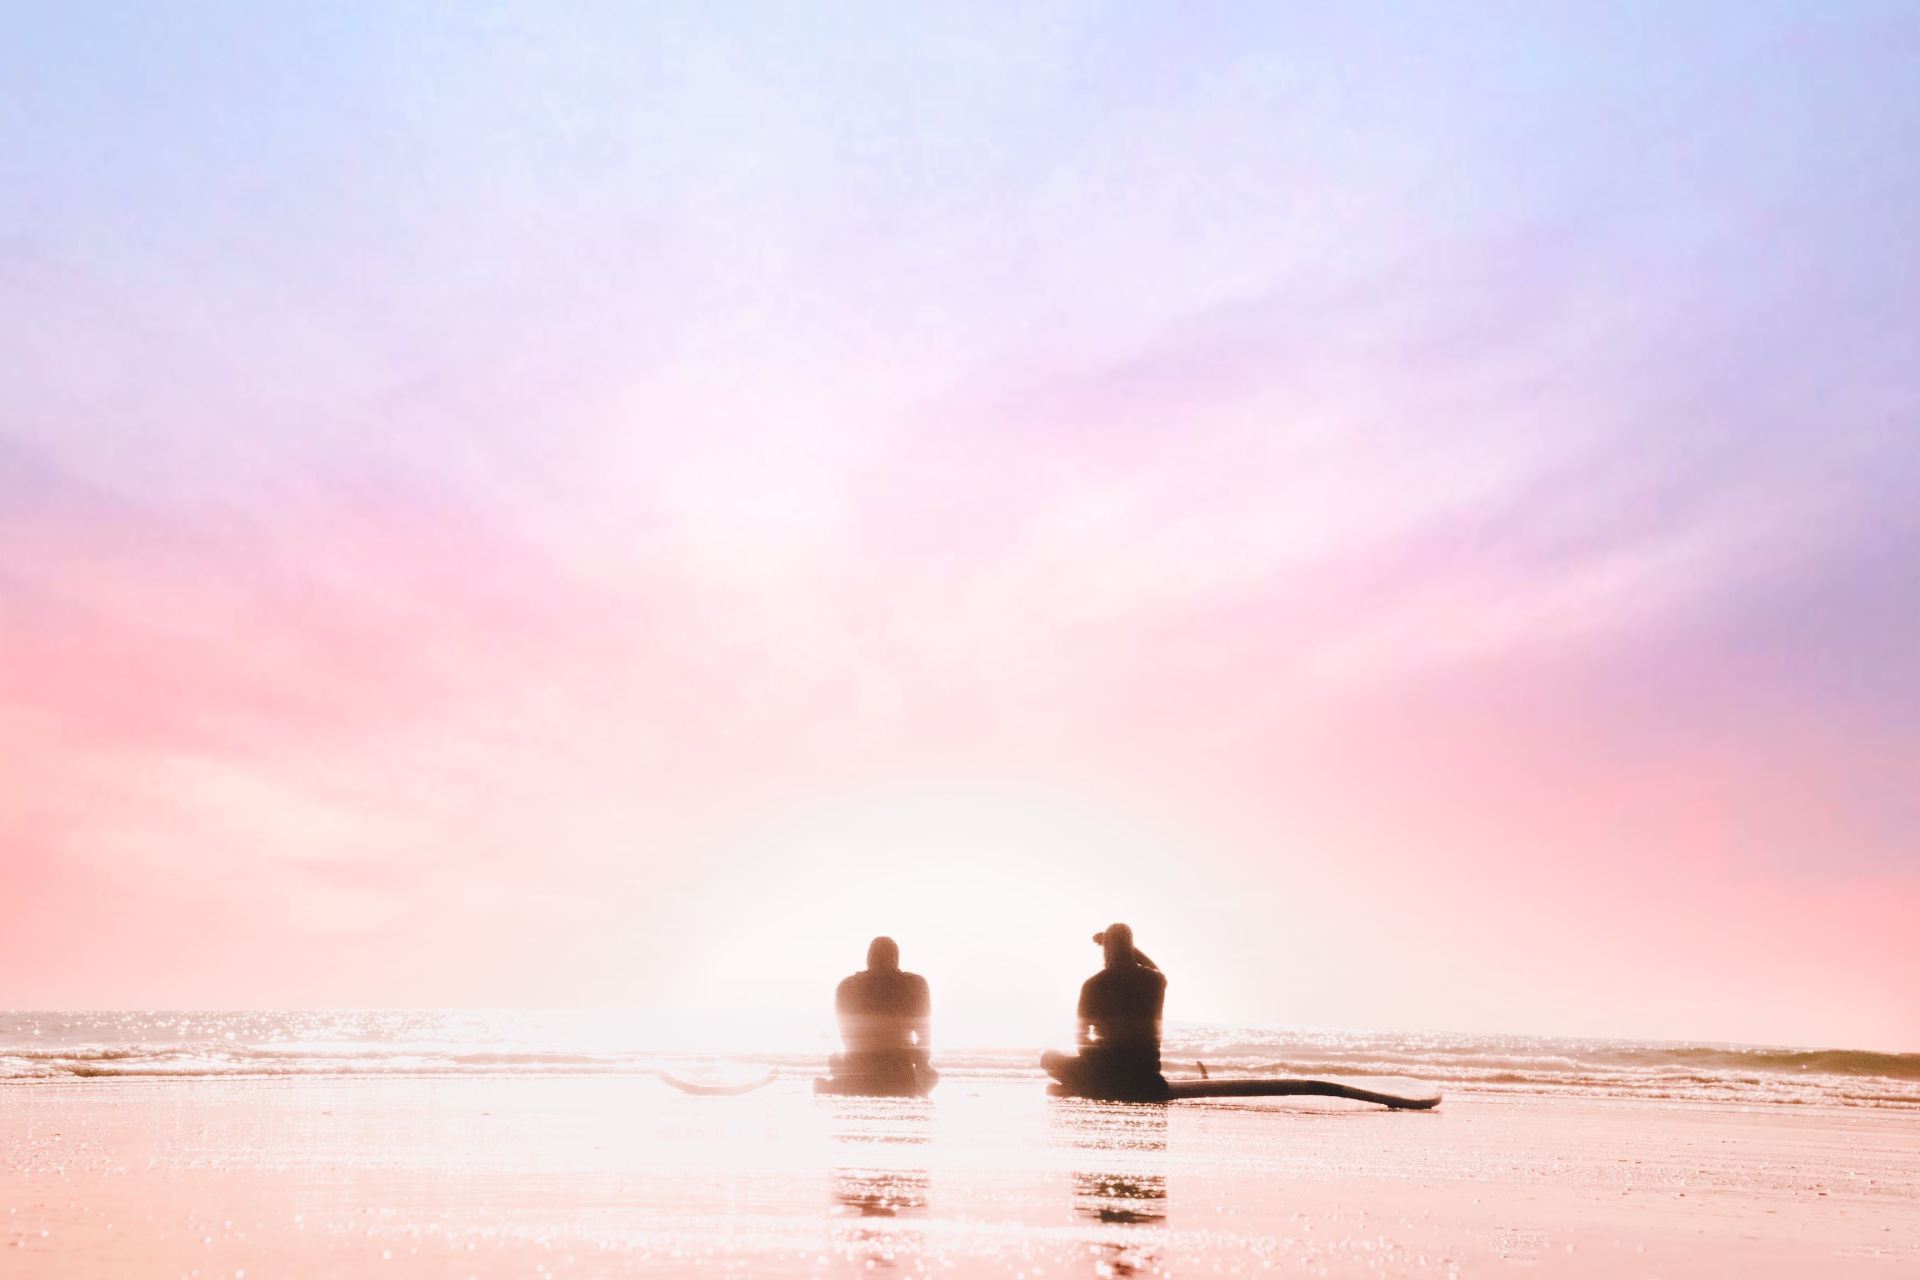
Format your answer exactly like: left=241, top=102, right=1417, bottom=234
left=826, top=1098, right=932, bottom=1270
left=1051, top=1098, right=1168, bottom=1277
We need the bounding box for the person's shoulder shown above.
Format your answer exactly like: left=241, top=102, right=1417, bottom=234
left=902, top=970, right=930, bottom=989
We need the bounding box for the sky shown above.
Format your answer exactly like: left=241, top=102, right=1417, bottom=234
left=2, top=3, right=1917, bottom=1051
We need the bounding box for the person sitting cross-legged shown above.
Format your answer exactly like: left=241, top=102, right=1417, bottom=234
left=1040, top=922, right=1168, bottom=1101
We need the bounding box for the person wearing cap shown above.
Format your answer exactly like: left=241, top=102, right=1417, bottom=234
left=827, top=936, right=938, bottom=1095
left=1040, top=922, right=1169, bottom=1100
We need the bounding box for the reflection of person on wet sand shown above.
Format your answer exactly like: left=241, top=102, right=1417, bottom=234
left=828, top=1102, right=931, bottom=1271
left=830, top=1104, right=932, bottom=1220
left=1053, top=1099, right=1168, bottom=1278
left=825, top=936, right=939, bottom=1096
left=1042, top=922, right=1168, bottom=1101
left=1073, top=1168, right=1167, bottom=1225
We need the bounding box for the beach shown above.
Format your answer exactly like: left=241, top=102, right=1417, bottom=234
left=7, top=1071, right=1917, bottom=1278
left=10, top=2, right=1920, bottom=1270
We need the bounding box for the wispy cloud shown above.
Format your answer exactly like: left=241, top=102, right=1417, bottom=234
left=1, top=2, right=1915, bottom=1043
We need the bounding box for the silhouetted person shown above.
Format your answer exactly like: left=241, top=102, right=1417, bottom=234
left=827, top=936, right=938, bottom=1095
left=1041, top=922, right=1168, bottom=1100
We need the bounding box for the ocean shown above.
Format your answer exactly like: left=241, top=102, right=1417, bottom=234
left=5, top=1010, right=1915, bottom=1109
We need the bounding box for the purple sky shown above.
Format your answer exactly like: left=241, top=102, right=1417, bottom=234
left=2, top=4, right=1917, bottom=1048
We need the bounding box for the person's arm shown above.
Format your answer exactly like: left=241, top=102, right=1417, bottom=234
left=910, top=977, right=933, bottom=1062
left=1076, top=979, right=1097, bottom=1047
left=833, top=976, right=858, bottom=1048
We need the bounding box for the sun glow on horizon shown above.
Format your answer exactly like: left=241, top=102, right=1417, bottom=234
left=627, top=781, right=1257, bottom=1051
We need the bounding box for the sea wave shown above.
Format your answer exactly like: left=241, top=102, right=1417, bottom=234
left=1649, top=1046, right=1920, bottom=1080
left=2, top=1015, right=1915, bottom=1109
left=0, top=1044, right=717, bottom=1080
left=1178, top=1040, right=1920, bottom=1081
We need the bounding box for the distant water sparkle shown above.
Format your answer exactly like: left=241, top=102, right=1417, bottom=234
left=4, top=1011, right=1915, bottom=1109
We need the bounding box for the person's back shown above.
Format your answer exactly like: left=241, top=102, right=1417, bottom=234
left=1078, top=959, right=1166, bottom=1069
left=825, top=936, right=938, bottom=1096
left=1041, top=922, right=1169, bottom=1100
left=835, top=967, right=931, bottom=1055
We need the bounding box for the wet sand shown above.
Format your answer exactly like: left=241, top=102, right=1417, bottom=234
left=6, top=1075, right=1917, bottom=1277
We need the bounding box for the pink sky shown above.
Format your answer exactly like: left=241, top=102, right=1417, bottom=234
left=2, top=5, right=1917, bottom=1049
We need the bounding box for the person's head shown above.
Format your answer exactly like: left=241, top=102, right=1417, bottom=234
left=866, top=936, right=900, bottom=972
left=1100, top=922, right=1134, bottom=969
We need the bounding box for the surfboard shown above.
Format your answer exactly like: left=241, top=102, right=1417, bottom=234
left=1162, top=1078, right=1440, bottom=1109
left=657, top=1069, right=777, bottom=1096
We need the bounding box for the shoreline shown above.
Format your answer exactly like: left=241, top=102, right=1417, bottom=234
left=8, top=1013, right=1914, bottom=1109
